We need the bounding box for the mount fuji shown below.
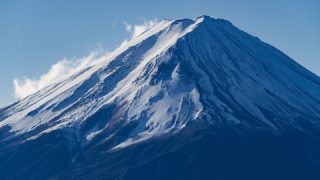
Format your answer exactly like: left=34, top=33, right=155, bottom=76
left=1, top=15, right=320, bottom=179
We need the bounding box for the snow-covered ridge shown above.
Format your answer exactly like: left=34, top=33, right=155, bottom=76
left=1, top=15, right=320, bottom=149
left=0, top=16, right=206, bottom=140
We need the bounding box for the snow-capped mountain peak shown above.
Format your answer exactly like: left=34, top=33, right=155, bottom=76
left=1, top=16, right=320, bottom=150
left=1, top=15, right=320, bottom=180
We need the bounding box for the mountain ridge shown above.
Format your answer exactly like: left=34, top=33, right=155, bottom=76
left=1, top=15, right=320, bottom=145
left=1, top=15, right=320, bottom=179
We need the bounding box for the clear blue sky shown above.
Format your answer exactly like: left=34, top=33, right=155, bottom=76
left=0, top=0, right=319, bottom=107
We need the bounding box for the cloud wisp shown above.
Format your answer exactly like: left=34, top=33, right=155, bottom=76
left=13, top=50, right=105, bottom=99
left=120, top=18, right=159, bottom=46
left=124, top=19, right=158, bottom=38
left=13, top=18, right=159, bottom=99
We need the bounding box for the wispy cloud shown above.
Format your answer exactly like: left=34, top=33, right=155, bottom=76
left=13, top=49, right=107, bottom=99
left=13, top=18, right=159, bottom=99
left=124, top=19, right=158, bottom=38
left=120, top=18, right=159, bottom=46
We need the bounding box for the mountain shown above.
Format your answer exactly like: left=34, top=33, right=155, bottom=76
left=1, top=15, right=320, bottom=180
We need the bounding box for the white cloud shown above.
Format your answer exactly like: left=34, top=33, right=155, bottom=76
left=124, top=19, right=158, bottom=38
left=120, top=19, right=159, bottom=46
left=12, top=18, right=159, bottom=99
left=13, top=49, right=107, bottom=99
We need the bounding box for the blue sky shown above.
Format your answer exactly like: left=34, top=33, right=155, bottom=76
left=0, top=0, right=319, bottom=107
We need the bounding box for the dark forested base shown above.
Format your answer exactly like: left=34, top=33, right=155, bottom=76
left=2, top=124, right=319, bottom=180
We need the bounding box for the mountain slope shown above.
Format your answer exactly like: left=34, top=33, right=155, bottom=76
left=1, top=16, right=320, bottom=179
